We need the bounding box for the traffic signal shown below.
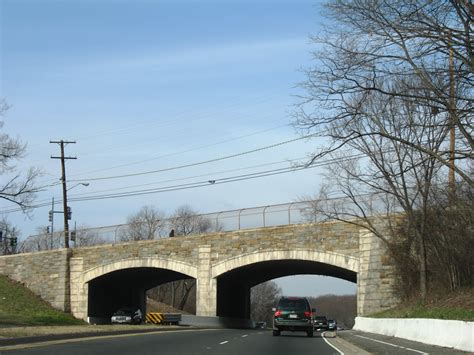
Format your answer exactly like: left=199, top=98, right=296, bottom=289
left=70, top=230, right=76, bottom=242
left=10, top=237, right=17, bottom=247
left=48, top=210, right=53, bottom=222
left=67, top=206, right=72, bottom=220
left=0, top=231, right=3, bottom=242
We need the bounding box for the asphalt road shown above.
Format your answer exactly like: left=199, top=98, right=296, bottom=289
left=2, top=329, right=342, bottom=355
left=3, top=328, right=470, bottom=354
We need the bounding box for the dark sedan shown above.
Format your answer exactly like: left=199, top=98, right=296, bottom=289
left=111, top=307, right=143, bottom=324
left=327, top=319, right=336, bottom=331
left=313, top=316, right=328, bottom=331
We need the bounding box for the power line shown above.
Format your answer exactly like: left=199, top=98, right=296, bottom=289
left=66, top=154, right=364, bottom=201
left=67, top=156, right=308, bottom=197
left=71, top=123, right=290, bottom=177
left=0, top=153, right=365, bottom=214
left=0, top=155, right=311, bottom=212
left=68, top=132, right=322, bottom=183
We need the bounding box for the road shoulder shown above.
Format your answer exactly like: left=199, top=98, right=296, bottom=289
left=322, top=330, right=372, bottom=354
left=338, top=330, right=470, bottom=354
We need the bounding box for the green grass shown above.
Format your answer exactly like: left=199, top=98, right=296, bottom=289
left=370, top=289, right=474, bottom=321
left=372, top=306, right=474, bottom=321
left=0, top=275, right=85, bottom=326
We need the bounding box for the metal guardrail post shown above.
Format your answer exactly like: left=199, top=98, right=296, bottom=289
left=288, top=202, right=296, bottom=224
left=114, top=225, right=123, bottom=244
left=238, top=209, right=245, bottom=230
left=263, top=206, right=269, bottom=227
left=216, top=211, right=223, bottom=231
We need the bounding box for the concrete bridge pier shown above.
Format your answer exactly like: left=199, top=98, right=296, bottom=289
left=196, top=245, right=217, bottom=316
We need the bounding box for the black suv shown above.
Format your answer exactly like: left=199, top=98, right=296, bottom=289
left=272, top=297, right=315, bottom=337
left=314, top=315, right=328, bottom=331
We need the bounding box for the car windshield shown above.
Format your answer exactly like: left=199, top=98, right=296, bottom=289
left=278, top=299, right=308, bottom=311
left=315, top=316, right=327, bottom=321
left=114, top=308, right=135, bottom=315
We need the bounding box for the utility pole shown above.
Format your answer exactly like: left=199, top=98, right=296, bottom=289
left=50, top=197, right=55, bottom=249
left=50, top=140, right=76, bottom=248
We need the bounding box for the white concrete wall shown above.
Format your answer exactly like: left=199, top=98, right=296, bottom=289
left=354, top=316, right=474, bottom=352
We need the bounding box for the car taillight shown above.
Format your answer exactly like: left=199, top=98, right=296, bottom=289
left=304, top=311, right=312, bottom=317
left=274, top=310, right=282, bottom=317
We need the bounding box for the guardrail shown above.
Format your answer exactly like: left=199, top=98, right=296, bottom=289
left=24, top=195, right=372, bottom=250
left=24, top=200, right=323, bottom=247
left=145, top=312, right=182, bottom=325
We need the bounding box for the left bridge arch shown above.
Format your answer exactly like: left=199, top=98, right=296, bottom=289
left=81, top=257, right=198, bottom=284
left=71, top=257, right=198, bottom=321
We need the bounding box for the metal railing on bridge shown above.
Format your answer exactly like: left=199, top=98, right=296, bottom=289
left=21, top=200, right=322, bottom=250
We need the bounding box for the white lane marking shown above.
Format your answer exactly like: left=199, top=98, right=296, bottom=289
left=219, top=341, right=229, bottom=345
left=355, top=334, right=429, bottom=354
left=322, top=331, right=344, bottom=355
left=241, top=334, right=248, bottom=338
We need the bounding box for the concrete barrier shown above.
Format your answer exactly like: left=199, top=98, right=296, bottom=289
left=353, top=317, right=474, bottom=352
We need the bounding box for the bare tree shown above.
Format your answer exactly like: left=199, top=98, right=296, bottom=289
left=73, top=226, right=107, bottom=247
left=169, top=205, right=213, bottom=236
left=297, top=0, right=473, bottom=186
left=21, top=227, right=56, bottom=252
left=250, top=281, right=282, bottom=325
left=0, top=217, right=20, bottom=255
left=176, top=280, right=195, bottom=311
left=147, top=278, right=197, bottom=314
left=297, top=0, right=473, bottom=301
left=0, top=99, right=41, bottom=210
left=308, top=294, right=357, bottom=329
left=392, top=182, right=474, bottom=298
left=300, top=91, right=471, bottom=299
left=120, top=205, right=166, bottom=242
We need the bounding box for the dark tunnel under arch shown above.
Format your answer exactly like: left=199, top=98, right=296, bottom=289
left=87, top=267, right=194, bottom=322
left=216, top=259, right=357, bottom=319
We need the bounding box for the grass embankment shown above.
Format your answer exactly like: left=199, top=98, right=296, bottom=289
left=371, top=288, right=474, bottom=321
left=0, top=275, right=84, bottom=326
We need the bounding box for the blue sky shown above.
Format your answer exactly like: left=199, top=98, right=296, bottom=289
left=0, top=0, right=356, bottom=297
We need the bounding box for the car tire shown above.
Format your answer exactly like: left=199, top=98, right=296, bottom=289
left=307, top=329, right=313, bottom=337
left=272, top=330, right=280, bottom=336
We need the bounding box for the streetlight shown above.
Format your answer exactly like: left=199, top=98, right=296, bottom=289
left=59, top=181, right=89, bottom=248
left=67, top=182, right=90, bottom=191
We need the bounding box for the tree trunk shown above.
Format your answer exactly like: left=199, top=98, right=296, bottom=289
left=419, top=234, right=427, bottom=301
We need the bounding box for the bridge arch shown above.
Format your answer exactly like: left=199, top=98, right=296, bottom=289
left=211, top=249, right=359, bottom=279
left=78, top=257, right=197, bottom=322
left=82, top=257, right=198, bottom=284
left=210, top=249, right=359, bottom=319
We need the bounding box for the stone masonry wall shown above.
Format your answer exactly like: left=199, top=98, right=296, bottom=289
left=72, top=222, right=361, bottom=273
left=0, top=221, right=400, bottom=318
left=0, top=248, right=71, bottom=311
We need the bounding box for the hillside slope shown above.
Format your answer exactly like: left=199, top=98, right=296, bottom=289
left=0, top=275, right=84, bottom=326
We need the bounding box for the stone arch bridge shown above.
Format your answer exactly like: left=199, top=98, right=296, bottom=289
left=0, top=221, right=399, bottom=322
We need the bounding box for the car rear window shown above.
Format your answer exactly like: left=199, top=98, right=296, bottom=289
left=278, top=299, right=309, bottom=311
